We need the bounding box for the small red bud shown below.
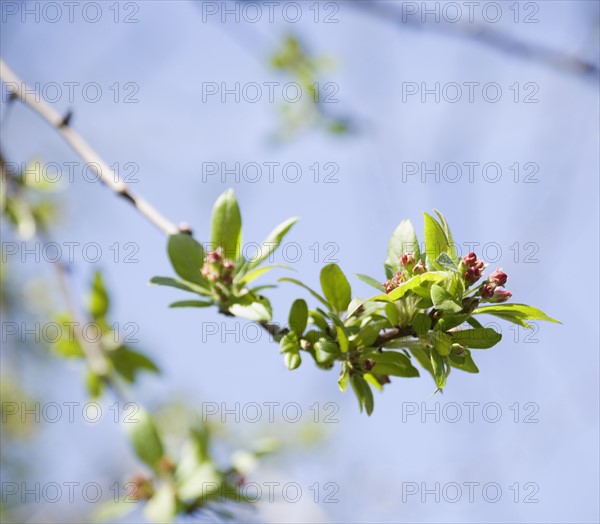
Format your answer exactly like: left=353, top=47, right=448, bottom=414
left=364, top=359, right=375, bottom=371
left=479, top=283, right=495, bottom=299
left=207, top=251, right=221, bottom=263
left=463, top=252, right=478, bottom=266
left=400, top=253, right=415, bottom=268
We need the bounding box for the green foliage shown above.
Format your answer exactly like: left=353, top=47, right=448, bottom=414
left=51, top=270, right=159, bottom=398
left=153, top=192, right=560, bottom=415
left=152, top=189, right=298, bottom=322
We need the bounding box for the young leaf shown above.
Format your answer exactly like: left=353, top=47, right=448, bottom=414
left=473, top=304, right=560, bottom=327
left=338, top=365, right=350, bottom=392
left=246, top=217, right=299, bottom=270
left=289, top=299, right=308, bottom=336
left=238, top=264, right=291, bottom=285
left=430, top=349, right=447, bottom=389
left=435, top=314, right=470, bottom=332
left=125, top=409, right=165, bottom=470
left=386, top=219, right=420, bottom=271
left=354, top=273, right=384, bottom=292
left=167, top=234, right=207, bottom=286
left=370, top=351, right=419, bottom=377
left=211, top=189, right=242, bottom=261
left=279, top=331, right=300, bottom=354
left=429, top=331, right=452, bottom=356
left=431, top=284, right=463, bottom=313
left=149, top=276, right=211, bottom=296
left=434, top=210, right=457, bottom=260
left=352, top=319, right=388, bottom=348
left=412, top=312, right=432, bottom=336
left=320, top=264, right=352, bottom=313
left=351, top=375, right=374, bottom=415
left=228, top=294, right=272, bottom=322
left=89, top=271, right=109, bottom=319
left=449, top=350, right=479, bottom=373
left=169, top=300, right=213, bottom=308
left=372, top=273, right=446, bottom=302
left=451, top=328, right=502, bottom=349
left=423, top=212, right=449, bottom=268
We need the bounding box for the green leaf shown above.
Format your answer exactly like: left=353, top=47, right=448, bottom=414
left=279, top=332, right=300, bottom=353
left=149, top=276, right=210, bottom=296
left=435, top=314, right=470, bottom=332
left=238, top=264, right=291, bottom=285
left=167, top=234, right=207, bottom=286
left=228, top=294, right=272, bottom=322
left=279, top=277, right=330, bottom=310
left=423, top=212, right=449, bottom=268
left=354, top=273, right=384, bottom=292
left=451, top=328, right=502, bottom=349
left=338, top=365, right=350, bottom=392
left=350, top=375, right=374, bottom=415
left=314, top=337, right=340, bottom=358
left=370, top=351, right=419, bottom=377
left=352, top=320, right=388, bottom=348
left=371, top=272, right=446, bottom=303
left=431, top=284, right=463, bottom=313
left=288, top=299, right=308, bottom=336
left=347, top=298, right=367, bottom=318
left=473, top=304, right=560, bottom=327
left=85, top=370, right=104, bottom=399
left=449, top=350, right=479, bottom=373
left=284, top=351, right=301, bottom=370
left=125, top=409, right=165, bottom=470
left=211, top=189, right=242, bottom=260
left=385, top=303, right=400, bottom=326
left=309, top=309, right=331, bottom=333
left=144, top=484, right=176, bottom=524
left=429, top=331, right=452, bottom=356
left=386, top=219, right=420, bottom=271
left=246, top=217, right=298, bottom=269
left=320, top=264, right=352, bottom=313
left=434, top=210, right=457, bottom=260
left=435, top=252, right=458, bottom=272
left=109, top=347, right=159, bottom=383
left=169, top=300, right=213, bottom=308
left=89, top=271, right=109, bottom=319
left=430, top=350, right=447, bottom=389
left=412, top=312, right=431, bottom=336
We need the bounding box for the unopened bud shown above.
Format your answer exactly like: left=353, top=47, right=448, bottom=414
left=464, top=266, right=482, bottom=285
left=363, top=359, right=375, bottom=371
left=479, top=283, right=495, bottom=299
left=463, top=252, right=478, bottom=266
left=490, top=288, right=512, bottom=303
left=207, top=251, right=221, bottom=263
left=400, top=253, right=415, bottom=268
left=413, top=261, right=427, bottom=274
left=489, top=268, right=508, bottom=286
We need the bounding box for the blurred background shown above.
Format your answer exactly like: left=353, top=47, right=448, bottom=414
left=1, top=1, right=599, bottom=523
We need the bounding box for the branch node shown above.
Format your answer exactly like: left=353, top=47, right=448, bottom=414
left=178, top=222, right=193, bottom=235
left=58, top=109, right=73, bottom=128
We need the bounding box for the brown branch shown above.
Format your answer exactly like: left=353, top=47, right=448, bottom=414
left=374, top=325, right=417, bottom=347
left=0, top=59, right=185, bottom=236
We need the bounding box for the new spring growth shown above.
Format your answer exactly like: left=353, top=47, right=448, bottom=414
left=384, top=253, right=425, bottom=293
left=478, top=268, right=511, bottom=303
left=461, top=251, right=486, bottom=285
left=201, top=250, right=235, bottom=286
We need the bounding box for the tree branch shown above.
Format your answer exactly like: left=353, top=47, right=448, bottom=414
left=350, top=0, right=599, bottom=80
left=0, top=59, right=184, bottom=236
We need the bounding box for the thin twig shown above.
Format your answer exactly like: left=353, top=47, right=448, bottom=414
left=350, top=0, right=599, bottom=80
left=0, top=59, right=184, bottom=236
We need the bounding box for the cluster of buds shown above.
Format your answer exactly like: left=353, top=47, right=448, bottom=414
left=201, top=250, right=235, bottom=286
left=384, top=253, right=426, bottom=293
left=461, top=252, right=486, bottom=285
left=479, top=268, right=511, bottom=303
left=383, top=271, right=406, bottom=294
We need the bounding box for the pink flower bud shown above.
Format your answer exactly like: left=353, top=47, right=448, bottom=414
left=207, top=251, right=221, bottom=263
left=490, top=288, right=512, bottom=303
left=413, top=261, right=427, bottom=274
left=464, top=266, right=483, bottom=285
left=479, top=283, right=495, bottom=299
left=400, top=253, right=415, bottom=268
left=223, top=260, right=234, bottom=271
left=489, top=268, right=508, bottom=286
left=463, top=252, right=478, bottom=266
